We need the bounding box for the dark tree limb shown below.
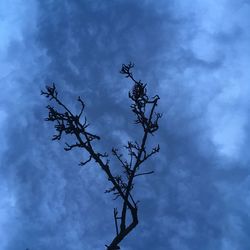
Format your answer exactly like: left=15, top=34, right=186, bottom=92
left=42, top=63, right=161, bottom=250
left=134, top=170, right=154, bottom=177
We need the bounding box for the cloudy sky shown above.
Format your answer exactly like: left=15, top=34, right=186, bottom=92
left=1, top=0, right=250, bottom=249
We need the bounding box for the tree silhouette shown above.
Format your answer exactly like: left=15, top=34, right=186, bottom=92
left=41, top=63, right=162, bottom=249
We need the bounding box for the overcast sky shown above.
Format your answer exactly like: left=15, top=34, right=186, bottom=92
left=1, top=1, right=250, bottom=249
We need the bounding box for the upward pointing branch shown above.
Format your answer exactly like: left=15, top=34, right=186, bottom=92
left=42, top=63, right=161, bottom=250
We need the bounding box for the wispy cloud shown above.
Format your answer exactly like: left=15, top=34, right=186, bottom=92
left=1, top=0, right=250, bottom=249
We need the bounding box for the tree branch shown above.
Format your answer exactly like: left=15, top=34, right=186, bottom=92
left=42, top=63, right=161, bottom=250
left=134, top=171, right=154, bottom=177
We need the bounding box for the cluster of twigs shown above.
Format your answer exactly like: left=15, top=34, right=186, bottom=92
left=41, top=63, right=161, bottom=250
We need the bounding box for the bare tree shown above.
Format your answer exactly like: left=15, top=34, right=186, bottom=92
left=41, top=63, right=162, bottom=249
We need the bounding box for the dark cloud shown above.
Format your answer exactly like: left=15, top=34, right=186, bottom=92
left=1, top=0, right=250, bottom=249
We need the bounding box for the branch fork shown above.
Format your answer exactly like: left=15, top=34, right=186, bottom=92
left=42, top=63, right=161, bottom=250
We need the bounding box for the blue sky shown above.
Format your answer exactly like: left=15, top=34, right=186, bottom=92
left=0, top=0, right=250, bottom=249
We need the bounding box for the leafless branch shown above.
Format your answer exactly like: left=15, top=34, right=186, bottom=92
left=64, top=142, right=83, bottom=151
left=42, top=63, right=161, bottom=250
left=79, top=155, right=92, bottom=166
left=134, top=171, right=154, bottom=177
